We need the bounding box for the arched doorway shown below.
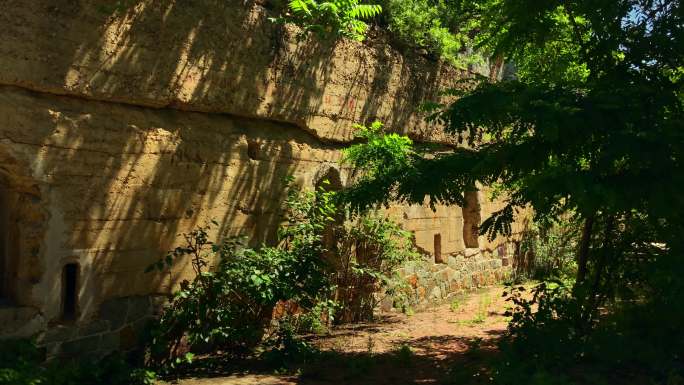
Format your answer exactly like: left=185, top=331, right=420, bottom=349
left=314, top=166, right=343, bottom=192
left=0, top=168, right=40, bottom=308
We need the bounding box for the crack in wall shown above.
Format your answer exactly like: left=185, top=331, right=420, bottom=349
left=0, top=84, right=349, bottom=149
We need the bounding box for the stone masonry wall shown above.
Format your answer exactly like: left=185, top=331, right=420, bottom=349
left=392, top=246, right=513, bottom=312
left=0, top=0, right=524, bottom=357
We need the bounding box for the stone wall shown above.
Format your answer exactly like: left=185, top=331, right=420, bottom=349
left=0, top=0, right=524, bottom=356
left=39, top=295, right=161, bottom=358
left=391, top=246, right=513, bottom=312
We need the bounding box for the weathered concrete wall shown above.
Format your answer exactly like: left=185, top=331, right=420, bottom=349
left=0, top=0, right=522, bottom=356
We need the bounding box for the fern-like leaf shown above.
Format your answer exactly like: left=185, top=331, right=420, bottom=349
left=289, top=0, right=314, bottom=17
left=348, top=4, right=382, bottom=19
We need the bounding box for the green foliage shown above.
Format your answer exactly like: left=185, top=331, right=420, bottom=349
left=340, top=1, right=684, bottom=382
left=343, top=121, right=414, bottom=179
left=515, top=215, right=582, bottom=281
left=449, top=298, right=460, bottom=312
left=393, top=344, right=414, bottom=366
left=147, top=182, right=337, bottom=368
left=341, top=121, right=420, bottom=208
left=378, top=0, right=470, bottom=66
left=344, top=0, right=684, bottom=235
left=341, top=0, right=684, bottom=309
left=497, top=218, right=684, bottom=383
left=333, top=210, right=419, bottom=322
left=0, top=340, right=155, bottom=385
left=275, top=0, right=495, bottom=67
left=496, top=276, right=684, bottom=384
left=276, top=0, right=382, bottom=41
left=454, top=0, right=592, bottom=83
left=260, top=315, right=320, bottom=368
left=147, top=231, right=294, bottom=367
left=146, top=177, right=416, bottom=368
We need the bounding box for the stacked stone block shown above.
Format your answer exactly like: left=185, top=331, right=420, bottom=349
left=388, top=243, right=515, bottom=311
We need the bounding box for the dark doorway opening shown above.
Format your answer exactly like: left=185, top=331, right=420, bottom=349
left=63, top=263, right=79, bottom=319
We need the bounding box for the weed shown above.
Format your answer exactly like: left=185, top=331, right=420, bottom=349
left=467, top=294, right=492, bottom=324
left=394, top=332, right=410, bottom=339
left=449, top=298, right=461, bottom=312
left=366, top=335, right=375, bottom=355
left=0, top=340, right=155, bottom=385
left=393, top=344, right=414, bottom=366
left=471, top=312, right=486, bottom=324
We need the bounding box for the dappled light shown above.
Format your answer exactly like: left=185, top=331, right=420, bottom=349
left=0, top=0, right=682, bottom=384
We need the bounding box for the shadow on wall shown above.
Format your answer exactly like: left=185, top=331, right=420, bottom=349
left=69, top=0, right=334, bottom=124
left=0, top=87, right=346, bottom=322
left=0, top=0, right=459, bottom=323
left=2, top=0, right=454, bottom=140
left=0, top=151, right=46, bottom=310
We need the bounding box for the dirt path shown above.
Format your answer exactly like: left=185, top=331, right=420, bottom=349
left=168, top=286, right=512, bottom=385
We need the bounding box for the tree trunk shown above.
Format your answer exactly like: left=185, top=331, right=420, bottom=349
left=589, top=216, right=616, bottom=306
left=576, top=215, right=595, bottom=283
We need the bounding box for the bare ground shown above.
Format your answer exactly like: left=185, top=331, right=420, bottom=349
left=166, top=285, right=512, bottom=385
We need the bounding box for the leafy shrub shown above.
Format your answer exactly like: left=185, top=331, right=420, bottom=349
left=340, top=120, right=416, bottom=210
left=514, top=215, right=582, bottom=281
left=332, top=211, right=418, bottom=322
left=497, top=271, right=684, bottom=385
left=0, top=339, right=155, bottom=385
left=378, top=0, right=470, bottom=66
left=146, top=177, right=416, bottom=367
left=342, top=121, right=414, bottom=180
left=499, top=216, right=684, bottom=385
left=147, top=231, right=286, bottom=367
left=276, top=0, right=383, bottom=41
left=147, top=181, right=337, bottom=368
left=272, top=0, right=488, bottom=67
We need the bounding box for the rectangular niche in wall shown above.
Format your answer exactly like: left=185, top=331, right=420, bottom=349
left=62, top=263, right=79, bottom=319
left=434, top=233, right=443, bottom=264
left=463, top=190, right=482, bottom=249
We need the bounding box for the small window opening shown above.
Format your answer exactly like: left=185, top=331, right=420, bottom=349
left=463, top=190, right=481, bottom=248
left=62, top=263, right=79, bottom=319
left=434, top=233, right=443, bottom=263
left=247, top=140, right=259, bottom=160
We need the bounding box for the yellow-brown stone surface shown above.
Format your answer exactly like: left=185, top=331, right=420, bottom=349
left=0, top=0, right=464, bottom=142
left=0, top=0, right=521, bottom=347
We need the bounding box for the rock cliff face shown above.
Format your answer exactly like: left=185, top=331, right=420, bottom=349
left=0, top=0, right=465, bottom=142
left=0, top=0, right=521, bottom=356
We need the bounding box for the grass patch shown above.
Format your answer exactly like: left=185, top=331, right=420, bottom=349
left=450, top=298, right=461, bottom=312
